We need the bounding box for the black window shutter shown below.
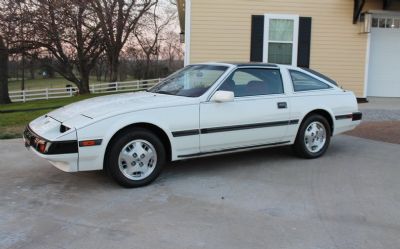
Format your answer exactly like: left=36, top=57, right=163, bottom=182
left=297, top=17, right=312, bottom=68
left=250, top=15, right=264, bottom=62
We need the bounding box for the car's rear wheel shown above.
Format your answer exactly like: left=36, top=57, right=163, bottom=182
left=106, top=128, right=166, bottom=187
left=293, top=114, right=331, bottom=159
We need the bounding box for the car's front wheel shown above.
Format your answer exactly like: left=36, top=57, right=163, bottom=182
left=106, top=128, right=166, bottom=187
left=293, top=114, right=331, bottom=159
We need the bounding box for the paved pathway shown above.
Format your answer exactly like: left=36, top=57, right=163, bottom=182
left=1, top=136, right=399, bottom=249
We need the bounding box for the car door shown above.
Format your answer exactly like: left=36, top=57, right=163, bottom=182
left=199, top=67, right=291, bottom=152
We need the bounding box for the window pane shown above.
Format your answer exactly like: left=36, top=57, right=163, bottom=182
left=386, top=18, right=393, bottom=28
left=394, top=19, right=400, bottom=28
left=150, top=65, right=227, bottom=97
left=268, top=43, right=292, bottom=65
left=218, top=69, right=284, bottom=97
left=301, top=68, right=338, bottom=86
left=232, top=71, right=260, bottom=85
left=290, top=70, right=332, bottom=92
left=371, top=18, right=378, bottom=27
left=269, top=19, right=294, bottom=41
left=379, top=18, right=386, bottom=28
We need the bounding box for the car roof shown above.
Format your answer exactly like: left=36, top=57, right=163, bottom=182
left=225, top=62, right=279, bottom=67
left=195, top=62, right=280, bottom=68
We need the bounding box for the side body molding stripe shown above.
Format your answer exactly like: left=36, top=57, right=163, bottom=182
left=178, top=141, right=291, bottom=158
left=335, top=112, right=362, bottom=121
left=171, top=119, right=299, bottom=137
left=335, top=114, right=353, bottom=120
left=172, top=129, right=200, bottom=137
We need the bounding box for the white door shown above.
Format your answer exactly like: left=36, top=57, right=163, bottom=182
left=199, top=67, right=291, bottom=152
left=368, top=17, right=400, bottom=97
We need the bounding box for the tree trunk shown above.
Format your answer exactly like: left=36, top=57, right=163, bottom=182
left=145, top=54, right=151, bottom=79
left=21, top=52, right=25, bottom=90
left=0, top=36, right=11, bottom=104
left=78, top=71, right=90, bottom=94
left=109, top=55, right=119, bottom=82
left=29, top=65, right=35, bottom=80
left=96, top=65, right=102, bottom=81
left=104, top=68, right=108, bottom=82
left=29, top=56, right=36, bottom=80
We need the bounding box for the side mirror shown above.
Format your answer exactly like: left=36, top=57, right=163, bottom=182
left=211, top=90, right=234, bottom=103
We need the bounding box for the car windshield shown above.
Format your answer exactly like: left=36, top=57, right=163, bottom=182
left=149, top=65, right=228, bottom=97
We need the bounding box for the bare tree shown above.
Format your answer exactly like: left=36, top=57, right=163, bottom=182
left=91, top=0, right=156, bottom=82
left=1, top=0, right=179, bottom=103
left=135, top=1, right=176, bottom=78
left=124, top=42, right=146, bottom=79
left=21, top=0, right=105, bottom=94
left=0, top=35, right=10, bottom=104
left=27, top=51, right=39, bottom=80
left=0, top=0, right=32, bottom=104
left=161, top=31, right=183, bottom=70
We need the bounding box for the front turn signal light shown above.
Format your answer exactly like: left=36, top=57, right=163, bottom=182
left=79, top=140, right=102, bottom=147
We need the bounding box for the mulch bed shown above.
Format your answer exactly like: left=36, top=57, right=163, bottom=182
left=345, top=121, right=400, bottom=144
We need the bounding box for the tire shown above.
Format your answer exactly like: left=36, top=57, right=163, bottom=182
left=106, top=128, right=166, bottom=188
left=293, top=114, right=331, bottom=159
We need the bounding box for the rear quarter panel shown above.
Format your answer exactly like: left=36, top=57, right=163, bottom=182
left=286, top=90, right=360, bottom=141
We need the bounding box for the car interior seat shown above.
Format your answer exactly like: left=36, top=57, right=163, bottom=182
left=246, top=80, right=267, bottom=96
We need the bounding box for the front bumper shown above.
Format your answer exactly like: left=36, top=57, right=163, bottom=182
left=23, top=126, right=78, bottom=154
left=23, top=126, right=79, bottom=172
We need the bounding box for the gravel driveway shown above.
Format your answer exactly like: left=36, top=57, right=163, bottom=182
left=361, top=109, right=400, bottom=121
left=345, top=97, right=400, bottom=144
left=358, top=97, right=400, bottom=120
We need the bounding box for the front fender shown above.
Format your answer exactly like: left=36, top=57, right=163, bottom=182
left=75, top=105, right=199, bottom=171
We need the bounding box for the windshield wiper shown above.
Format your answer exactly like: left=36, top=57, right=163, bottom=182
left=155, top=90, right=174, bottom=95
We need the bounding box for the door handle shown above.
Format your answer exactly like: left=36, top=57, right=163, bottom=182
left=277, top=102, right=287, bottom=109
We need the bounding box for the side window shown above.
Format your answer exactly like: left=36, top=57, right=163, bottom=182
left=219, top=68, right=284, bottom=97
left=289, top=70, right=332, bottom=92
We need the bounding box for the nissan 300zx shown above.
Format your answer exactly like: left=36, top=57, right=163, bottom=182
left=24, top=63, right=362, bottom=187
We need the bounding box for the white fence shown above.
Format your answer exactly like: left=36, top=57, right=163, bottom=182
left=9, top=78, right=162, bottom=103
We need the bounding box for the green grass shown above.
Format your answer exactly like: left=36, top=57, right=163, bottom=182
left=0, top=94, right=97, bottom=111
left=8, top=76, right=137, bottom=91
left=0, top=93, right=115, bottom=139
left=0, top=109, right=53, bottom=139
left=9, top=77, right=78, bottom=91
left=2, top=74, right=147, bottom=139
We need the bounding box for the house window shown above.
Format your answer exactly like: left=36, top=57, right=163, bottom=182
left=371, top=17, right=400, bottom=29
left=263, top=14, right=299, bottom=66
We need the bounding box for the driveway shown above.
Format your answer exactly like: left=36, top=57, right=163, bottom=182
left=345, top=97, right=400, bottom=144
left=1, top=135, right=399, bottom=249
left=358, top=97, right=400, bottom=121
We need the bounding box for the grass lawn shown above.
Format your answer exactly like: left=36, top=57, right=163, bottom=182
left=8, top=77, right=74, bottom=91
left=0, top=94, right=114, bottom=139
left=8, top=76, right=137, bottom=91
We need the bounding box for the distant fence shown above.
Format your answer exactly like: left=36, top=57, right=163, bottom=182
left=9, top=78, right=162, bottom=103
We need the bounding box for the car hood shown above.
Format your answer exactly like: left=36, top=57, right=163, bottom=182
left=47, top=91, right=196, bottom=124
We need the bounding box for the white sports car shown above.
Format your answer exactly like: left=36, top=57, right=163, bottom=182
left=24, top=63, right=362, bottom=187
